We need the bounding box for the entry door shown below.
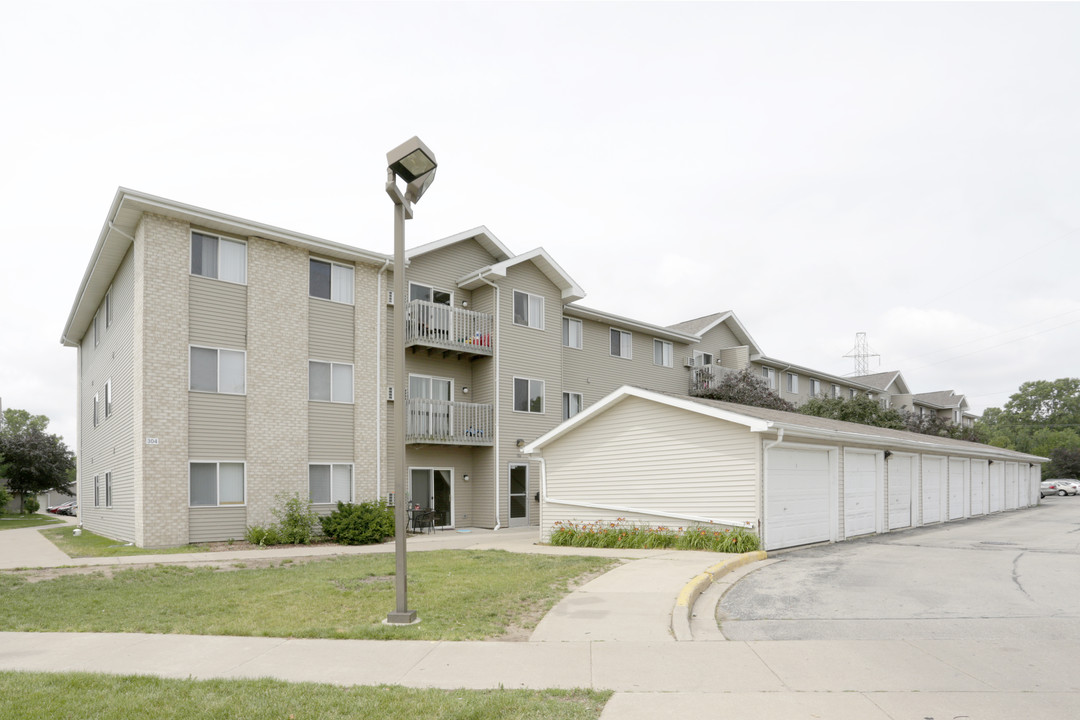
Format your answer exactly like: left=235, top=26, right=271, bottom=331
left=844, top=451, right=878, bottom=538
left=508, top=463, right=529, bottom=527
left=410, top=468, right=453, bottom=527
left=410, top=283, right=452, bottom=337
left=888, top=454, right=914, bottom=530
left=409, top=375, right=452, bottom=437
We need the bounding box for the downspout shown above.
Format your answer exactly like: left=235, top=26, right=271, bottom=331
left=375, top=259, right=391, bottom=502
left=474, top=269, right=501, bottom=530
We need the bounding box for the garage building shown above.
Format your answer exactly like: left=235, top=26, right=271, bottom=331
left=522, top=387, right=1045, bottom=551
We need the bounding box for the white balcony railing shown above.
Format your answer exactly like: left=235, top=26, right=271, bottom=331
left=406, top=299, right=493, bottom=356
left=688, top=365, right=738, bottom=394
left=406, top=398, right=493, bottom=446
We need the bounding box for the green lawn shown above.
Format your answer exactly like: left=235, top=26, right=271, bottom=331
left=0, top=550, right=614, bottom=640
left=39, top=526, right=210, bottom=557
left=0, top=671, right=610, bottom=720
left=0, top=513, right=67, bottom=530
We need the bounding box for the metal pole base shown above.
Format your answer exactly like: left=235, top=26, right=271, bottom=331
left=384, top=611, right=420, bottom=626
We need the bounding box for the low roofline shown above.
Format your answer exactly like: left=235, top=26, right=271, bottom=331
left=563, top=305, right=701, bottom=344
left=752, top=355, right=882, bottom=393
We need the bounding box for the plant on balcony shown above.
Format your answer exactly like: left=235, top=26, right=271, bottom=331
left=692, top=367, right=795, bottom=412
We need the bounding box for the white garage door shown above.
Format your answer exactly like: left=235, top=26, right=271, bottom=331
left=969, top=461, right=987, bottom=516
left=923, top=456, right=945, bottom=524
left=845, top=450, right=878, bottom=538
left=948, top=458, right=967, bottom=520
left=765, top=447, right=832, bottom=550
left=1005, top=462, right=1019, bottom=510
left=988, top=461, right=1004, bottom=513
left=888, top=454, right=914, bottom=530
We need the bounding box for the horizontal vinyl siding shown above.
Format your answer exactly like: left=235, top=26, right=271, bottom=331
left=309, top=298, right=354, bottom=363
left=189, top=393, right=246, bottom=457
left=309, top=401, right=354, bottom=461
left=188, top=506, right=247, bottom=542
left=540, top=397, right=758, bottom=539
left=189, top=275, right=247, bottom=348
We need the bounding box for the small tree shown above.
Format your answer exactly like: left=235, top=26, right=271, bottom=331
left=800, top=394, right=906, bottom=430
left=692, top=368, right=796, bottom=412
left=0, top=423, right=75, bottom=512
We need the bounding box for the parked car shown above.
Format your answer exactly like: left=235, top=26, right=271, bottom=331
left=47, top=500, right=76, bottom=514
left=1055, top=480, right=1080, bottom=495
left=57, top=502, right=78, bottom=516
left=1043, top=479, right=1078, bottom=497
left=1041, top=480, right=1061, bottom=498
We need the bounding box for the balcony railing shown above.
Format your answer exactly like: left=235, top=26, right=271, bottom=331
left=406, top=398, right=494, bottom=446
left=406, top=299, right=493, bottom=357
left=689, top=365, right=738, bottom=394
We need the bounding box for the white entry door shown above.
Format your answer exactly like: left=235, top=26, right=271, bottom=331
left=844, top=450, right=879, bottom=538
left=765, top=447, right=832, bottom=550
left=888, top=454, right=914, bottom=530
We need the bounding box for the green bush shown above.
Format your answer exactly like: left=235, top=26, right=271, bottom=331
left=244, top=525, right=282, bottom=546
left=271, top=493, right=320, bottom=544
left=319, top=500, right=395, bottom=545
left=0, top=487, right=11, bottom=510
left=549, top=519, right=760, bottom=553
left=23, top=496, right=40, bottom=514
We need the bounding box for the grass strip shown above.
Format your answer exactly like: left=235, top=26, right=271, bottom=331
left=0, top=549, right=614, bottom=640
left=0, top=513, right=67, bottom=531
left=39, top=527, right=210, bottom=557
left=0, top=671, right=610, bottom=720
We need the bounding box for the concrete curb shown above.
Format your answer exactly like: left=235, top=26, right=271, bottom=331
left=671, top=550, right=767, bottom=641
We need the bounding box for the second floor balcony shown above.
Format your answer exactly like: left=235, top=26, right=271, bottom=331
left=406, top=299, right=493, bottom=358
left=405, top=398, right=494, bottom=446
left=689, top=365, right=738, bottom=395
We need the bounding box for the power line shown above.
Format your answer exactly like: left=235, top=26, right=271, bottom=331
left=908, top=316, right=1080, bottom=371
left=901, top=307, right=1080, bottom=363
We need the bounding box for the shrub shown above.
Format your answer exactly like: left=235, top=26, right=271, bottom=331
left=549, top=518, right=760, bottom=553
left=23, top=496, right=40, bottom=514
left=245, top=525, right=282, bottom=546
left=271, top=493, right=321, bottom=545
left=0, top=487, right=11, bottom=511
left=319, top=500, right=395, bottom=545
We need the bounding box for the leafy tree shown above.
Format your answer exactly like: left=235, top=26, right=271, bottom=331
left=800, top=394, right=906, bottom=430
left=692, top=368, right=795, bottom=412
left=974, top=378, right=1080, bottom=478
left=1047, top=448, right=1080, bottom=479
left=902, top=411, right=986, bottom=443
left=0, top=410, right=75, bottom=512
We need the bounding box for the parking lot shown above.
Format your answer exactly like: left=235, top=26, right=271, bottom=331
left=719, top=497, right=1080, bottom=643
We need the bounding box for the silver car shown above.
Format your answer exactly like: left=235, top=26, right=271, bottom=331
left=1043, top=479, right=1078, bottom=497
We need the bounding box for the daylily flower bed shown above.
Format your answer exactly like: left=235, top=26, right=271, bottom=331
left=549, top=519, right=760, bottom=553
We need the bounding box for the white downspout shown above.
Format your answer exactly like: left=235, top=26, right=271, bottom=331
left=474, top=269, right=501, bottom=530
left=375, top=259, right=391, bottom=502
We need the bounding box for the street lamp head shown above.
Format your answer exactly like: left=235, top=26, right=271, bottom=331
left=387, top=136, right=437, bottom=204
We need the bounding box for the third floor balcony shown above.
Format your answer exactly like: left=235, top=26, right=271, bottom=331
left=405, top=398, right=493, bottom=446
left=406, top=299, right=493, bottom=358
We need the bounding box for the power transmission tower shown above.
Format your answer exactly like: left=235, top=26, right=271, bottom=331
left=843, top=332, right=880, bottom=376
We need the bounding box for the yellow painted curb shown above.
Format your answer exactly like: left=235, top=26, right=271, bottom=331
left=675, top=550, right=768, bottom=608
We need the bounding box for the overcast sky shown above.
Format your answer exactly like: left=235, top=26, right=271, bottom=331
left=2, top=1, right=1078, bottom=447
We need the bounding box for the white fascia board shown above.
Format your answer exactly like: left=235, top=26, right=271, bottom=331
left=751, top=355, right=880, bottom=391
left=768, top=421, right=1047, bottom=463
left=697, top=311, right=764, bottom=356
left=564, top=304, right=700, bottom=344
left=407, top=225, right=513, bottom=263
left=61, top=190, right=129, bottom=346
left=458, top=247, right=585, bottom=302
left=522, top=386, right=771, bottom=454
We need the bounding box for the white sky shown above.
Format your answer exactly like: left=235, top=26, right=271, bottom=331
left=2, top=1, right=1078, bottom=447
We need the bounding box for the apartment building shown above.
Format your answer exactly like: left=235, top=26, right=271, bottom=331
left=63, top=189, right=980, bottom=546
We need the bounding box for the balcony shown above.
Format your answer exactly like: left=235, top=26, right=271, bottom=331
left=406, top=299, right=493, bottom=358
left=406, top=398, right=494, bottom=446
left=688, top=365, right=738, bottom=394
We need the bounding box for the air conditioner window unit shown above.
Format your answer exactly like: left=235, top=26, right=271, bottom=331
left=684, top=357, right=695, bottom=368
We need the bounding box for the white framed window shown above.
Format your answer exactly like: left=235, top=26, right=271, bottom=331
left=850, top=388, right=858, bottom=399
left=954, top=410, right=960, bottom=423
left=808, top=378, right=820, bottom=397
left=93, top=475, right=100, bottom=507
left=105, top=472, right=112, bottom=508
left=694, top=350, right=713, bottom=366
left=191, top=231, right=246, bottom=284
left=189, top=461, right=245, bottom=507
left=104, top=380, right=113, bottom=418
left=786, top=372, right=799, bottom=393
left=409, top=282, right=452, bottom=306
left=832, top=384, right=842, bottom=398
left=309, top=360, right=354, bottom=403
left=563, top=391, right=583, bottom=420
left=513, top=290, right=544, bottom=329
left=762, top=366, right=776, bottom=389
left=309, top=463, right=353, bottom=504
left=93, top=394, right=99, bottom=428
left=93, top=310, right=100, bottom=348
left=105, top=287, right=112, bottom=329
left=610, top=329, right=632, bottom=359
left=190, top=346, right=246, bottom=394
left=309, top=258, right=355, bottom=304
left=563, top=317, right=583, bottom=349
left=653, top=340, right=673, bottom=367
left=513, top=377, right=545, bottom=414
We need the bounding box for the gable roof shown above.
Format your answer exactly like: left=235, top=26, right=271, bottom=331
left=457, top=247, right=585, bottom=302
left=406, top=226, right=513, bottom=264
left=524, top=386, right=1042, bottom=462
left=914, top=390, right=968, bottom=410
left=61, top=188, right=388, bottom=347
left=563, top=304, right=700, bottom=344
left=852, top=370, right=911, bottom=395
left=667, top=310, right=764, bottom=355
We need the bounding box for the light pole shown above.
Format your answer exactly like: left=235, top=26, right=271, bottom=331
left=384, top=136, right=437, bottom=626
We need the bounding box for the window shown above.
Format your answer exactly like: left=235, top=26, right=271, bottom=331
left=93, top=394, right=99, bottom=428
left=190, top=347, right=246, bottom=394
left=105, top=472, right=112, bottom=507
left=93, top=311, right=100, bottom=347
left=954, top=410, right=960, bottom=423
left=762, top=366, right=776, bottom=389
left=105, top=288, right=112, bottom=329
left=94, top=475, right=100, bottom=507
left=309, top=464, right=352, bottom=504
left=653, top=340, right=673, bottom=367
left=850, top=388, right=858, bottom=399
left=191, top=231, right=246, bottom=284
left=808, top=378, right=820, bottom=397
left=513, top=291, right=544, bottom=329
left=409, top=282, right=451, bottom=305
left=309, top=258, right=355, bottom=304
left=309, top=361, right=353, bottom=403
left=832, top=384, right=842, bottom=398
left=514, top=377, right=545, bottom=413
left=189, top=462, right=245, bottom=506
left=104, top=380, right=113, bottom=418
left=563, top=391, right=583, bottom=420
left=563, top=317, right=582, bottom=349
left=786, top=372, right=799, bottom=393
left=610, top=329, right=632, bottom=359
left=694, top=350, right=713, bottom=366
